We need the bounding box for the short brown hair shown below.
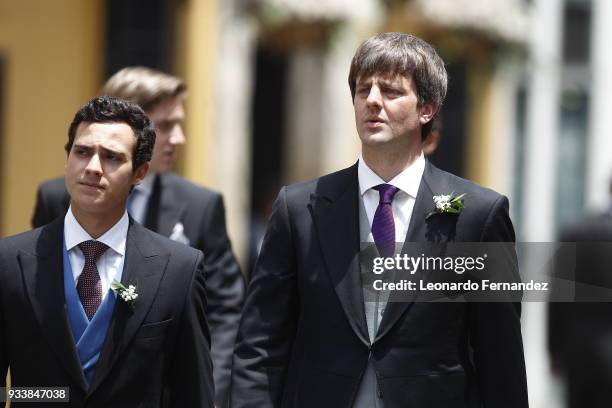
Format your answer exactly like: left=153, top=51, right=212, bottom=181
left=101, top=66, right=186, bottom=112
left=66, top=96, right=156, bottom=171
left=349, top=32, right=448, bottom=139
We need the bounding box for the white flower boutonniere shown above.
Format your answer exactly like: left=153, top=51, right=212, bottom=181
left=111, top=280, right=138, bottom=308
left=426, top=193, right=466, bottom=219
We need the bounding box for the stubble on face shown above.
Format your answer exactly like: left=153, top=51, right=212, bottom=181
left=354, top=73, right=424, bottom=151
left=353, top=73, right=437, bottom=180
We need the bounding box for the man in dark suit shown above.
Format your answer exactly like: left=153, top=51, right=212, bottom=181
left=31, top=67, right=244, bottom=406
left=0, top=96, right=214, bottom=407
left=230, top=33, right=528, bottom=407
left=549, top=207, right=612, bottom=408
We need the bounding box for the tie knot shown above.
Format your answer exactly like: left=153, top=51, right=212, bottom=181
left=78, top=240, right=109, bottom=263
left=373, top=184, right=400, bottom=204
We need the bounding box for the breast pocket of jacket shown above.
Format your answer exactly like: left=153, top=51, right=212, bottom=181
left=134, top=318, right=173, bottom=340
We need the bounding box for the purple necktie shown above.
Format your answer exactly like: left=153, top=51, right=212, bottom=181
left=76, top=240, right=109, bottom=320
left=371, top=184, right=400, bottom=258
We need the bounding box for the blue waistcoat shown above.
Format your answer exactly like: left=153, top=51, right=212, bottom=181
left=63, top=241, right=116, bottom=386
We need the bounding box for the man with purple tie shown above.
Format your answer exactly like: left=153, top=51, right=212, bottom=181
left=230, top=32, right=528, bottom=407
left=0, top=96, right=214, bottom=407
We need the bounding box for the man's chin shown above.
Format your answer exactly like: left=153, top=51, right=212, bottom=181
left=151, top=164, right=174, bottom=174
left=70, top=200, right=106, bottom=215
left=69, top=188, right=103, bottom=202
left=149, top=155, right=175, bottom=172
left=360, top=133, right=394, bottom=146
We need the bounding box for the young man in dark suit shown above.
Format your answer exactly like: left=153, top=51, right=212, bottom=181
left=31, top=67, right=244, bottom=406
left=230, top=33, right=528, bottom=407
left=1, top=96, right=214, bottom=407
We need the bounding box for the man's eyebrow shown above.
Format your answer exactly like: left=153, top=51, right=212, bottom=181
left=99, top=146, right=127, bottom=158
left=356, top=76, right=401, bottom=87
left=73, top=143, right=92, bottom=150
left=73, top=143, right=126, bottom=158
left=378, top=78, right=402, bottom=87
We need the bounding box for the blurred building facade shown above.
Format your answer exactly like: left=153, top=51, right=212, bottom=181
left=2, top=1, right=612, bottom=406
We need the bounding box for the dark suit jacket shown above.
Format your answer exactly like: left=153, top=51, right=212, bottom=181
left=548, top=213, right=612, bottom=408
left=230, top=161, right=528, bottom=408
left=31, top=173, right=244, bottom=405
left=0, top=218, right=214, bottom=407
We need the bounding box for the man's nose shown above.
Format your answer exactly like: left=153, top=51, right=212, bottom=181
left=366, top=85, right=383, bottom=107
left=85, top=153, right=103, bottom=175
left=169, top=125, right=186, bottom=146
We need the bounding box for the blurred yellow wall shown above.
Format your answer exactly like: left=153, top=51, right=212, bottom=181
left=465, top=65, right=494, bottom=186
left=174, top=0, right=218, bottom=187
left=0, top=0, right=104, bottom=236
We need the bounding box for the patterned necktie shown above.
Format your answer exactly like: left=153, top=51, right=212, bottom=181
left=371, top=184, right=400, bottom=258
left=77, top=240, right=109, bottom=320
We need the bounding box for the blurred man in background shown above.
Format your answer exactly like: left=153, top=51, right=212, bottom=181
left=31, top=67, right=244, bottom=406
left=421, top=117, right=441, bottom=156
left=549, top=179, right=612, bottom=408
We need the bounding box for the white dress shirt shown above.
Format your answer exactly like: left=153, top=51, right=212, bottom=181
left=128, top=172, right=155, bottom=224
left=64, top=207, right=129, bottom=301
left=358, top=152, right=425, bottom=242
left=354, top=155, right=425, bottom=408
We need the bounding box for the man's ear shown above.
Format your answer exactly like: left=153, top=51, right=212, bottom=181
left=419, top=103, right=439, bottom=125
left=133, top=162, right=149, bottom=185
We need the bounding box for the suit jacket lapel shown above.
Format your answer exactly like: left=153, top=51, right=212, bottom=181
left=145, top=173, right=186, bottom=237
left=310, top=163, right=370, bottom=347
left=88, top=221, right=170, bottom=395
left=404, top=162, right=436, bottom=243
left=375, top=161, right=448, bottom=342
left=19, top=218, right=88, bottom=392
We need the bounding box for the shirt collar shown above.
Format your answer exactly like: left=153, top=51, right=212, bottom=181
left=134, top=172, right=156, bottom=197
left=64, top=206, right=129, bottom=256
left=358, top=152, right=425, bottom=198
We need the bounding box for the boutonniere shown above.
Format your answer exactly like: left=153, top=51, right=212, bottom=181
left=426, top=193, right=466, bottom=219
left=111, top=280, right=138, bottom=307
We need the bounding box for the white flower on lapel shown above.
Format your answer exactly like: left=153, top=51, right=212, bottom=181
left=433, top=194, right=453, bottom=211
left=111, top=280, right=138, bottom=308
left=427, top=193, right=466, bottom=219
left=169, top=222, right=190, bottom=245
